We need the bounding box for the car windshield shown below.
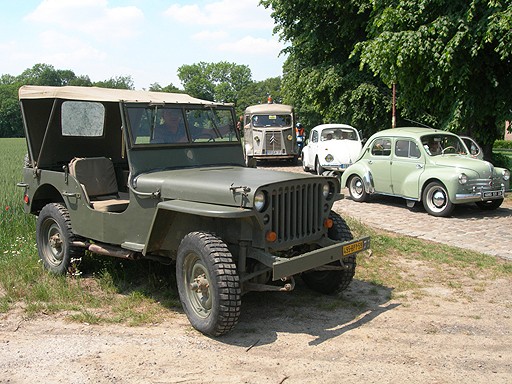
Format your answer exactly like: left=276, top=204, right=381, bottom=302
left=420, top=134, right=467, bottom=156
left=251, top=114, right=292, bottom=128
left=127, top=105, right=239, bottom=145
left=320, top=128, right=357, bottom=141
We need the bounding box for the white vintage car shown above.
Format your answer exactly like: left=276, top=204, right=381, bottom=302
left=302, top=124, right=363, bottom=174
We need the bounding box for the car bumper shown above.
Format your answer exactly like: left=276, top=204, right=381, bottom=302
left=323, top=163, right=351, bottom=171
left=455, top=186, right=507, bottom=202
left=271, top=236, right=370, bottom=280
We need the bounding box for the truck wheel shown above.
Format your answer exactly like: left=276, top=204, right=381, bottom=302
left=475, top=199, right=503, bottom=210
left=301, top=212, right=356, bottom=294
left=347, top=174, right=367, bottom=202
left=36, top=203, right=81, bottom=275
left=176, top=232, right=241, bottom=336
left=422, top=181, right=454, bottom=217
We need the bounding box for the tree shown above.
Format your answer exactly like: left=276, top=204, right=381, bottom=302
left=236, top=76, right=282, bottom=116
left=355, top=0, right=512, bottom=158
left=177, top=62, right=252, bottom=104
left=0, top=84, right=23, bottom=137
left=148, top=82, right=184, bottom=93
left=261, top=0, right=391, bottom=136
left=93, top=75, right=134, bottom=90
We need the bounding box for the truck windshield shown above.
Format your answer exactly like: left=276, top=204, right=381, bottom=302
left=251, top=114, right=292, bottom=128
left=127, top=106, right=239, bottom=145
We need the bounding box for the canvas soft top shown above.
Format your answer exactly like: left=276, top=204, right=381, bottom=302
left=19, top=85, right=232, bottom=106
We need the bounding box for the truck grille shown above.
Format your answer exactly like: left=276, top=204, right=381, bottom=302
left=265, top=131, right=282, bottom=152
left=267, top=181, right=324, bottom=244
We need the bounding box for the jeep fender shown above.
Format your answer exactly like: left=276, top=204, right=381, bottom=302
left=144, top=200, right=254, bottom=255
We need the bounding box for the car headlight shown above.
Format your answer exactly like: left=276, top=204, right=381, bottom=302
left=325, top=154, right=334, bottom=163
left=458, top=173, right=468, bottom=185
left=287, top=134, right=292, bottom=141
left=503, top=169, right=510, bottom=181
left=322, top=182, right=336, bottom=200
left=254, top=190, right=266, bottom=211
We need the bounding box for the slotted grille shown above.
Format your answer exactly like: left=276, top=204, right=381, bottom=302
left=265, top=131, right=282, bottom=152
left=268, top=182, right=324, bottom=243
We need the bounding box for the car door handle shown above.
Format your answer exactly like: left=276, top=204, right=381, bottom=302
left=368, top=160, right=373, bottom=164
left=416, top=164, right=423, bottom=169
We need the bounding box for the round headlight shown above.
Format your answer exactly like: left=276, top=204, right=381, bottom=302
left=325, top=154, right=334, bottom=163
left=322, top=183, right=330, bottom=198
left=458, top=173, right=468, bottom=185
left=254, top=191, right=266, bottom=211
left=503, top=169, right=510, bottom=181
left=287, top=134, right=293, bottom=141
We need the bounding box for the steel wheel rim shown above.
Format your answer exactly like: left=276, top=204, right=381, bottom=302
left=426, top=186, right=447, bottom=213
left=42, top=219, right=64, bottom=267
left=183, top=254, right=212, bottom=319
left=350, top=176, right=364, bottom=198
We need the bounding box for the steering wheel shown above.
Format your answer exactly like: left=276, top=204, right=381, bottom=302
left=194, top=133, right=215, bottom=142
left=441, top=146, right=456, bottom=154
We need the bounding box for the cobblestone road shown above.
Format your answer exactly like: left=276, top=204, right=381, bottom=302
left=265, top=164, right=512, bottom=261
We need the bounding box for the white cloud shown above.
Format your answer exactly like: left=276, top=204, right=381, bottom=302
left=164, top=0, right=274, bottom=30
left=25, top=0, right=144, bottom=40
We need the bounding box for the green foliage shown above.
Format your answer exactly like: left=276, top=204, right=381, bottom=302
left=355, top=0, right=512, bottom=153
left=261, top=0, right=390, bottom=137
left=494, top=140, right=512, bottom=149
left=93, top=75, right=134, bottom=90
left=177, top=61, right=252, bottom=103
left=236, top=76, right=282, bottom=117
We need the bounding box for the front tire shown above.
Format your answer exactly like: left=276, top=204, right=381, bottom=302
left=475, top=198, right=503, bottom=210
left=176, top=232, right=241, bottom=336
left=422, top=181, right=454, bottom=217
left=347, top=174, right=368, bottom=202
left=36, top=203, right=81, bottom=275
left=301, top=212, right=357, bottom=294
left=315, top=157, right=324, bottom=175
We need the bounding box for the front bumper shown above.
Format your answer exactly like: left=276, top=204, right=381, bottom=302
left=455, top=186, right=507, bottom=202
left=248, top=236, right=371, bottom=281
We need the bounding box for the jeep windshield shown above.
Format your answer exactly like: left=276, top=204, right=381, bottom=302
left=420, top=134, right=468, bottom=156
left=127, top=105, right=239, bottom=145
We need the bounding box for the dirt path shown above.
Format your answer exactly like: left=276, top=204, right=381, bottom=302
left=1, top=165, right=511, bottom=384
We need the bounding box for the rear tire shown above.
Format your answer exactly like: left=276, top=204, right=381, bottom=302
left=176, top=232, right=241, bottom=336
left=36, top=203, right=82, bottom=275
left=301, top=212, right=356, bottom=294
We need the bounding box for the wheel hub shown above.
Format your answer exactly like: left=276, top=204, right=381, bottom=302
left=353, top=179, right=363, bottom=195
left=190, top=274, right=209, bottom=295
left=432, top=190, right=446, bottom=208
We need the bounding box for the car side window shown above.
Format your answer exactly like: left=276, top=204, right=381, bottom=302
left=312, top=130, right=319, bottom=143
left=371, top=138, right=391, bottom=156
left=395, top=140, right=421, bottom=159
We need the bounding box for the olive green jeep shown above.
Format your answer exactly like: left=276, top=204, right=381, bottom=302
left=17, top=85, right=370, bottom=336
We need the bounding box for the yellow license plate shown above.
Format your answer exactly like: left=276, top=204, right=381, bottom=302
left=343, top=240, right=364, bottom=255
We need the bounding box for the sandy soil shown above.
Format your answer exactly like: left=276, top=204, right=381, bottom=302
left=1, top=165, right=511, bottom=384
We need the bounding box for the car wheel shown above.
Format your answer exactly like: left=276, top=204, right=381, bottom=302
left=347, top=175, right=367, bottom=202
left=475, top=198, right=503, bottom=210
left=176, top=231, right=241, bottom=336
left=422, top=181, right=454, bottom=217
left=301, top=211, right=356, bottom=294
left=36, top=203, right=82, bottom=275
left=301, top=153, right=310, bottom=172
left=315, top=157, right=324, bottom=175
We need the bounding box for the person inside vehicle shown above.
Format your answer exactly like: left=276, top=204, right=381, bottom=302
left=424, top=139, right=441, bottom=155
left=152, top=109, right=188, bottom=143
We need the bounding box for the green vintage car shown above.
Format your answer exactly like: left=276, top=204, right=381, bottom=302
left=341, top=127, right=510, bottom=217
left=17, top=85, right=370, bottom=336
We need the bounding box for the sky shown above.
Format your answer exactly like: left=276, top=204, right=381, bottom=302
left=0, top=0, right=287, bottom=89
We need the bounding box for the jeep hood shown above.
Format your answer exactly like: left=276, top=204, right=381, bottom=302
left=431, top=156, right=495, bottom=178
left=134, top=166, right=324, bottom=207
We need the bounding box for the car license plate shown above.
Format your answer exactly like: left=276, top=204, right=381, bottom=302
left=343, top=240, right=364, bottom=255
left=483, top=190, right=503, bottom=198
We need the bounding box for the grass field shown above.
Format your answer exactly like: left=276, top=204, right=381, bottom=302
left=0, top=138, right=510, bottom=326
